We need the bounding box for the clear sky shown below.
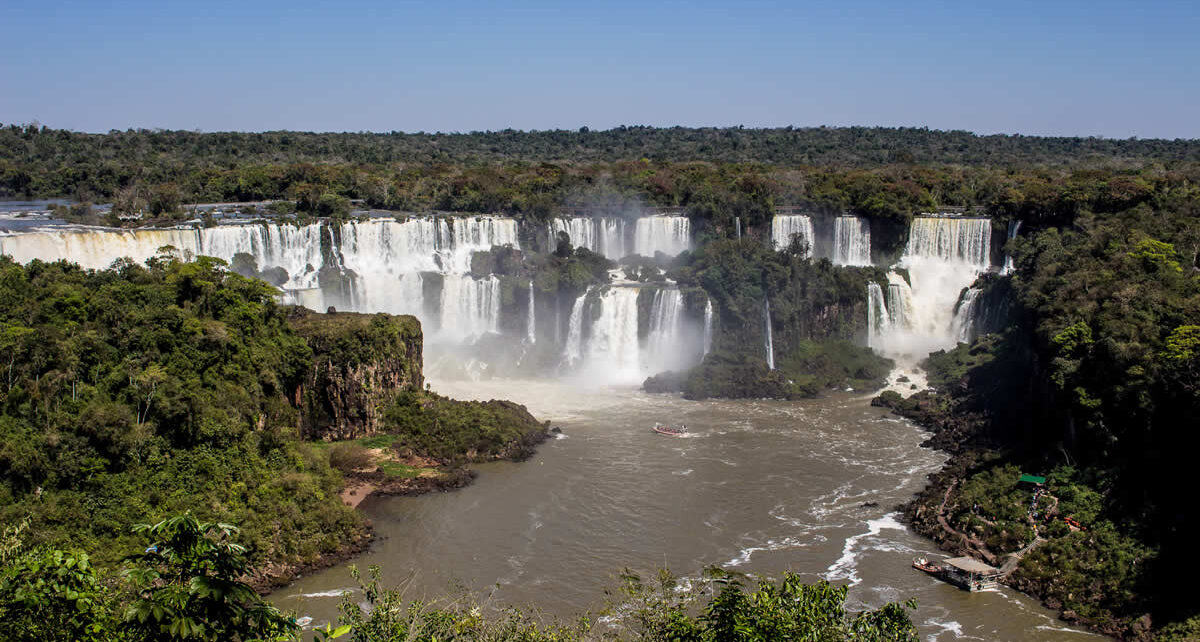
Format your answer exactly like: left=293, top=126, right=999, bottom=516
left=1, top=0, right=1197, bottom=138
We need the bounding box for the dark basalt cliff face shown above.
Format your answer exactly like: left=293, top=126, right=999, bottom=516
left=288, top=308, right=424, bottom=440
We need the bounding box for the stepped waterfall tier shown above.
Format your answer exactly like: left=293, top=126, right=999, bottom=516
left=549, top=217, right=627, bottom=260
left=868, top=216, right=992, bottom=362
left=633, top=216, right=691, bottom=257
left=771, top=214, right=814, bottom=255
left=832, top=215, right=871, bottom=266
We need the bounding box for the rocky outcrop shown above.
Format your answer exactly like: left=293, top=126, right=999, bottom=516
left=288, top=308, right=424, bottom=440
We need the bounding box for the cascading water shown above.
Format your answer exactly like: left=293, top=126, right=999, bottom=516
left=586, top=288, right=643, bottom=382
left=549, top=218, right=595, bottom=254
left=550, top=217, right=626, bottom=260
left=646, top=289, right=685, bottom=371
left=833, top=215, right=871, bottom=266
left=598, top=218, right=627, bottom=260
left=702, top=299, right=714, bottom=357
left=771, top=215, right=814, bottom=256
left=436, top=216, right=520, bottom=274
left=633, top=216, right=690, bottom=257
left=950, top=288, right=982, bottom=344
left=764, top=298, right=775, bottom=370
left=563, top=290, right=589, bottom=366
left=440, top=274, right=501, bottom=339
left=869, top=216, right=992, bottom=362
left=527, top=280, right=536, bottom=344
left=0, top=215, right=521, bottom=345
left=1002, top=220, right=1022, bottom=275
left=561, top=286, right=699, bottom=383
left=0, top=226, right=201, bottom=270
left=867, top=283, right=889, bottom=349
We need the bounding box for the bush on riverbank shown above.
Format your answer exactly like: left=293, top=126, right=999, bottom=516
left=383, top=390, right=548, bottom=463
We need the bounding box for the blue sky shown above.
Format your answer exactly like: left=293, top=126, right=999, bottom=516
left=1, top=0, right=1197, bottom=137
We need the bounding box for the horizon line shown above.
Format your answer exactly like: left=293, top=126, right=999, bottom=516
left=5, top=122, right=1199, bottom=143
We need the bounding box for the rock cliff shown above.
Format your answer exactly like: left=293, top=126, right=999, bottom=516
left=288, top=308, right=424, bottom=440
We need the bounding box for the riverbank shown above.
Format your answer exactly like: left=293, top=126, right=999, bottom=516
left=256, top=422, right=549, bottom=595
left=875, top=389, right=1134, bottom=640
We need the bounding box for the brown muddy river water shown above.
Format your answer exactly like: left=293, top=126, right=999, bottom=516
left=275, top=378, right=1104, bottom=641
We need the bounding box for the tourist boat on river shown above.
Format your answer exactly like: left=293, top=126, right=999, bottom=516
left=912, top=556, right=1001, bottom=592
left=653, top=423, right=687, bottom=437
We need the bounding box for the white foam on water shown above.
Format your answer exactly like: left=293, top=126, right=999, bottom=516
left=824, top=512, right=906, bottom=586
left=291, top=587, right=356, bottom=599
left=725, top=536, right=809, bottom=567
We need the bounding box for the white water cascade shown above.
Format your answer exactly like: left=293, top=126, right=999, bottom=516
left=633, top=216, right=690, bottom=257
left=646, top=289, right=686, bottom=371
left=526, top=280, right=536, bottom=344
left=771, top=214, right=815, bottom=256
left=868, top=216, right=992, bottom=362
left=585, top=288, right=643, bottom=382
left=1002, top=220, right=1022, bottom=275
left=0, top=215, right=521, bottom=344
left=702, top=299, right=714, bottom=357
left=833, top=215, right=872, bottom=266
left=439, top=275, right=501, bottom=339
left=561, top=286, right=699, bottom=383
left=950, top=287, right=982, bottom=344
left=764, top=298, right=775, bottom=370
left=867, top=283, right=889, bottom=349
left=549, top=217, right=627, bottom=260
left=563, top=290, right=590, bottom=366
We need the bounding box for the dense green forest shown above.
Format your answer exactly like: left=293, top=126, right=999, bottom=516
left=0, top=255, right=546, bottom=587
left=878, top=188, right=1200, bottom=638
left=2, top=125, right=1200, bottom=639
left=3, top=125, right=1199, bottom=232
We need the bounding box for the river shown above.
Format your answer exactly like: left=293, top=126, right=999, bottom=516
left=274, top=377, right=1104, bottom=641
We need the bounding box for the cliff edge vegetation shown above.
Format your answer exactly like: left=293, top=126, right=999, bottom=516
left=0, top=253, right=547, bottom=588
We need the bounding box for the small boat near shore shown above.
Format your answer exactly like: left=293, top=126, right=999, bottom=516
left=912, top=556, right=1001, bottom=592
left=653, top=423, right=688, bottom=437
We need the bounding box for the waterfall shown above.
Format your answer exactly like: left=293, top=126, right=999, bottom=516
left=586, top=288, right=643, bottom=381
left=561, top=285, right=697, bottom=383
left=867, top=283, right=889, bottom=349
left=1002, top=220, right=1022, bottom=275
left=764, top=298, right=775, bottom=370
left=564, top=290, right=589, bottom=365
left=551, top=217, right=626, bottom=260
left=833, top=215, right=871, bottom=266
left=526, top=280, right=536, bottom=344
left=904, top=216, right=991, bottom=268
left=702, top=299, right=714, bottom=357
left=771, top=214, right=814, bottom=256
left=440, top=274, right=500, bottom=339
left=549, top=218, right=596, bottom=254
left=885, top=272, right=915, bottom=329
left=633, top=216, right=690, bottom=257
left=436, top=216, right=520, bottom=274
left=0, top=226, right=200, bottom=270
left=598, top=218, right=626, bottom=260
left=951, top=287, right=982, bottom=343
left=869, top=216, right=992, bottom=361
left=646, top=289, right=684, bottom=370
